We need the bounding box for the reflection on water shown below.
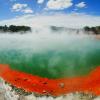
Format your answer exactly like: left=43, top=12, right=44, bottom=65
left=0, top=33, right=100, bottom=78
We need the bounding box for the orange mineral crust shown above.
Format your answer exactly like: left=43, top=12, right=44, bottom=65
left=0, top=64, right=100, bottom=96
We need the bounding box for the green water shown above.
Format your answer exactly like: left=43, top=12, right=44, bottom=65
left=0, top=34, right=100, bottom=78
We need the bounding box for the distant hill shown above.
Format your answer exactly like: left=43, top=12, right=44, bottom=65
left=0, top=25, right=31, bottom=33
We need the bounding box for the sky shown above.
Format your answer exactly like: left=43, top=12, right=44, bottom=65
left=0, top=0, right=100, bottom=20
left=0, top=0, right=100, bottom=28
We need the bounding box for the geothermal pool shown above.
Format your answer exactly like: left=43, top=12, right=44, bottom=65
left=0, top=33, right=100, bottom=78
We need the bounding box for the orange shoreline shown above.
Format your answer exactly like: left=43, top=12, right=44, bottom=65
left=0, top=64, right=100, bottom=96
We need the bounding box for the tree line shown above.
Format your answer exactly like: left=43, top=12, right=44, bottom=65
left=84, top=26, right=100, bottom=35
left=0, top=25, right=31, bottom=33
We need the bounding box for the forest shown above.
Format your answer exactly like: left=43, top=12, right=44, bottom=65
left=84, top=26, right=100, bottom=34
left=0, top=25, right=31, bottom=33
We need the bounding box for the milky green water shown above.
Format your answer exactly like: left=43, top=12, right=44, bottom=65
left=0, top=34, right=100, bottom=78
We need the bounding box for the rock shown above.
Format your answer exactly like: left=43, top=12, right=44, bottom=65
left=0, top=78, right=100, bottom=100
left=59, top=83, right=65, bottom=88
left=93, top=97, right=100, bottom=100
left=0, top=93, right=5, bottom=100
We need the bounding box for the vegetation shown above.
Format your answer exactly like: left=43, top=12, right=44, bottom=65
left=0, top=25, right=31, bottom=33
left=50, top=26, right=100, bottom=35
left=84, top=26, right=100, bottom=34
left=50, top=26, right=65, bottom=32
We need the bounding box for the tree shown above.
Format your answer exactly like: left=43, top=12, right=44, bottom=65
left=84, top=26, right=90, bottom=31
left=0, top=25, right=31, bottom=33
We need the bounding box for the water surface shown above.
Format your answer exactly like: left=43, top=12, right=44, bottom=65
left=0, top=33, right=100, bottom=78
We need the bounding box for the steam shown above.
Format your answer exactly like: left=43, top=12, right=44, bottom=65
left=0, top=30, right=100, bottom=78
left=0, top=31, right=92, bottom=53
left=1, top=14, right=100, bottom=28
left=0, top=14, right=100, bottom=78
